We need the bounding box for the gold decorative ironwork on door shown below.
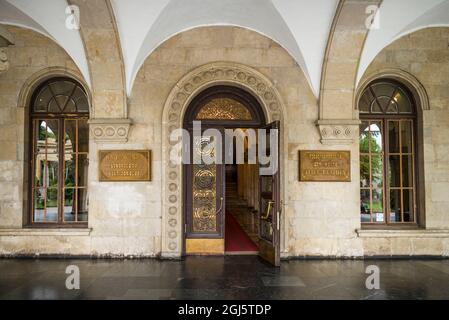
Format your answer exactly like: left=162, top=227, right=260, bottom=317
left=192, top=163, right=217, bottom=232
left=187, top=134, right=224, bottom=237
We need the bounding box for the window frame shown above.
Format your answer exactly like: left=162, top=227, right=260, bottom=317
left=27, top=77, right=89, bottom=228
left=359, top=80, right=419, bottom=228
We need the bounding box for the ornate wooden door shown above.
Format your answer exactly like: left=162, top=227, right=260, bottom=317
left=258, top=121, right=281, bottom=266
left=184, top=129, right=225, bottom=254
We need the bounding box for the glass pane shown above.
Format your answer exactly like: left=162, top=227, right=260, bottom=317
left=403, top=190, right=414, bottom=223
left=55, top=95, right=70, bottom=111
left=402, top=155, right=414, bottom=188
left=63, top=188, right=75, bottom=221
left=34, top=87, right=52, bottom=112
left=371, top=83, right=396, bottom=113
left=77, top=96, right=89, bottom=112
left=359, top=92, right=371, bottom=113
left=372, top=189, right=384, bottom=223
left=401, top=121, right=413, bottom=154
left=396, top=89, right=413, bottom=113
left=35, top=120, right=47, bottom=154
left=64, top=98, right=77, bottom=113
left=78, top=188, right=89, bottom=222
left=386, top=100, right=398, bottom=114
left=48, top=98, right=61, bottom=113
left=46, top=188, right=58, bottom=221
left=73, top=87, right=89, bottom=112
left=64, top=155, right=76, bottom=187
left=389, top=189, right=401, bottom=223
left=64, top=188, right=76, bottom=222
left=33, top=156, right=45, bottom=187
left=371, top=154, right=383, bottom=188
left=78, top=154, right=89, bottom=187
left=359, top=122, right=370, bottom=153
left=64, top=120, right=77, bottom=154
left=376, top=96, right=391, bottom=112
left=370, top=121, right=383, bottom=153
left=34, top=188, right=58, bottom=222
left=388, top=121, right=400, bottom=153
left=47, top=158, right=59, bottom=188
left=50, top=80, right=76, bottom=97
left=388, top=155, right=401, bottom=187
left=360, top=156, right=370, bottom=188
left=78, top=119, right=89, bottom=153
left=33, top=188, right=45, bottom=221
left=360, top=190, right=371, bottom=223
left=45, top=120, right=59, bottom=154
left=371, top=100, right=383, bottom=113
left=371, top=83, right=396, bottom=99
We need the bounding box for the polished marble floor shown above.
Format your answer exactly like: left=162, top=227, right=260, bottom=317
left=1, top=257, right=449, bottom=300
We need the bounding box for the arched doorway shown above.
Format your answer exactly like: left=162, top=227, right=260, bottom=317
left=182, top=85, right=281, bottom=266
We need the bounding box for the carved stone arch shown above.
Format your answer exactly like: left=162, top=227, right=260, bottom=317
left=160, top=62, right=288, bottom=258
left=355, top=68, right=430, bottom=113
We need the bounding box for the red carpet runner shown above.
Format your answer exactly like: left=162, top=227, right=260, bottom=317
left=225, top=212, right=259, bottom=252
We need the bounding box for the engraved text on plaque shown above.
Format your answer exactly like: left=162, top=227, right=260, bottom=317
left=299, top=151, right=350, bottom=182
left=99, top=150, right=151, bottom=182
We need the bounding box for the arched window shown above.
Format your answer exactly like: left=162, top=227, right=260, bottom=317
left=29, top=78, right=89, bottom=225
left=359, top=80, right=417, bottom=225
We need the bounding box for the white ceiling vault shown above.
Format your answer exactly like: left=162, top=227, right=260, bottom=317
left=0, top=0, right=91, bottom=86
left=357, top=0, right=449, bottom=84
left=1, top=0, right=448, bottom=97
left=111, top=0, right=339, bottom=97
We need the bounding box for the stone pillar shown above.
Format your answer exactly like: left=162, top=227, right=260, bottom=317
left=318, top=0, right=382, bottom=145
left=69, top=0, right=128, bottom=120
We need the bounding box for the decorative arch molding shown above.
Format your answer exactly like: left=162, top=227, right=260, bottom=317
left=160, top=61, right=287, bottom=258
left=355, top=68, right=430, bottom=113
left=17, top=66, right=91, bottom=111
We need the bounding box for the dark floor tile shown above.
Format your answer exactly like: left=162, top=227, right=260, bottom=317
left=1, top=257, right=449, bottom=300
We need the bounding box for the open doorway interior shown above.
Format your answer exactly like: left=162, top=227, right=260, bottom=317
left=225, top=162, right=260, bottom=255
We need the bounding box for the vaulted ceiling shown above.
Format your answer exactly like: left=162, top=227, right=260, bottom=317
left=1, top=0, right=448, bottom=97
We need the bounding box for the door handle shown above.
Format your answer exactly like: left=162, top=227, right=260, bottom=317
left=262, top=201, right=275, bottom=220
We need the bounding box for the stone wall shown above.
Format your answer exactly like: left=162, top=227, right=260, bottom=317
left=130, top=26, right=363, bottom=257
left=0, top=24, right=448, bottom=258
left=0, top=26, right=160, bottom=257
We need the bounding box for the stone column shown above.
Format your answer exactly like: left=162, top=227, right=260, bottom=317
left=318, top=0, right=382, bottom=145
left=69, top=0, right=132, bottom=143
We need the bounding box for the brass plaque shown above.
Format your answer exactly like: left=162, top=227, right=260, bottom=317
left=299, top=151, right=351, bottom=182
left=99, top=150, right=151, bottom=182
left=186, top=239, right=225, bottom=255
